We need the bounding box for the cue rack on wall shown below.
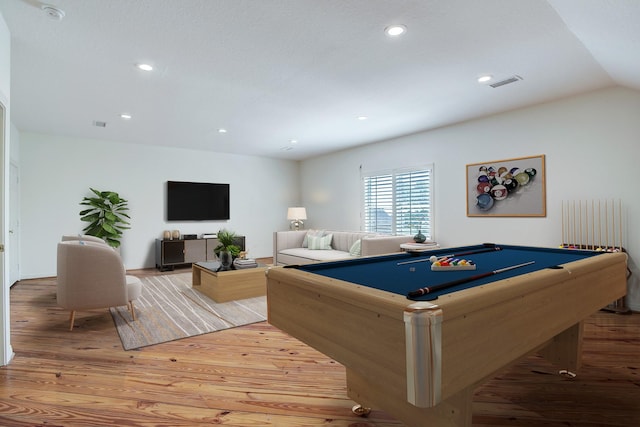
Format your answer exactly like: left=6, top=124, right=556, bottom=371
left=560, top=198, right=630, bottom=313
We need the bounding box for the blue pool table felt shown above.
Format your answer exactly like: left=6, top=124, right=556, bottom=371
left=292, top=244, right=604, bottom=301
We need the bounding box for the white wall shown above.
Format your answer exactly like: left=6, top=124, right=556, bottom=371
left=300, top=86, right=640, bottom=311
left=0, top=9, right=14, bottom=365
left=20, top=133, right=300, bottom=278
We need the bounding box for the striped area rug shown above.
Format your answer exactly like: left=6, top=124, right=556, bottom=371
left=110, top=272, right=267, bottom=350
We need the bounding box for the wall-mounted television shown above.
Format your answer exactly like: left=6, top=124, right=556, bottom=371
left=167, top=181, right=230, bottom=221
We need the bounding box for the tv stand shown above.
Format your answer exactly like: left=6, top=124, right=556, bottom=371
left=155, top=236, right=246, bottom=271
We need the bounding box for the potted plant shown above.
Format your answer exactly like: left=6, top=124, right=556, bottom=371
left=215, top=229, right=241, bottom=270
left=79, top=188, right=131, bottom=248
left=215, top=229, right=241, bottom=256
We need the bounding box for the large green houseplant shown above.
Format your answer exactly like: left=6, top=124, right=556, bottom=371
left=79, top=188, right=131, bottom=248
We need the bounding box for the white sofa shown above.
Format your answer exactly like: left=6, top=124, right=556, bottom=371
left=273, top=229, right=414, bottom=266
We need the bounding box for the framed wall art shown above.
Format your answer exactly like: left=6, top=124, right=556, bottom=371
left=466, top=154, right=546, bottom=217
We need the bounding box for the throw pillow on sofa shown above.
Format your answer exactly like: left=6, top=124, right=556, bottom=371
left=349, top=239, right=361, bottom=256
left=308, top=234, right=333, bottom=250
left=302, top=229, right=325, bottom=247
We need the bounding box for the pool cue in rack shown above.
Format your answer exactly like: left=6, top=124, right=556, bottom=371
left=560, top=199, right=623, bottom=253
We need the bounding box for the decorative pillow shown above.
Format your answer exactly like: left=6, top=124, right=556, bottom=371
left=307, top=233, right=333, bottom=250
left=302, top=229, right=325, bottom=248
left=349, top=239, right=361, bottom=256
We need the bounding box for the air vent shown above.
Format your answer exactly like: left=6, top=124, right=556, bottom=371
left=93, top=121, right=107, bottom=128
left=41, top=5, right=65, bottom=21
left=489, top=75, right=522, bottom=88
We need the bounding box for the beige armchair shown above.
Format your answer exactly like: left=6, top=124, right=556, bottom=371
left=61, top=234, right=108, bottom=245
left=57, top=240, right=142, bottom=331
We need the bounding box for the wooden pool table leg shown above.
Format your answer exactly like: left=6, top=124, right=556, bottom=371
left=538, top=321, right=584, bottom=376
left=346, top=368, right=472, bottom=427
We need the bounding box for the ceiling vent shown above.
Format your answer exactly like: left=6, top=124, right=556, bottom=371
left=93, top=121, right=107, bottom=128
left=489, top=75, right=522, bottom=88
left=41, top=5, right=65, bottom=21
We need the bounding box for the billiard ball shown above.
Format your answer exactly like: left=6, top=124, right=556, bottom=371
left=476, top=193, right=494, bottom=210
left=477, top=174, right=489, bottom=183
left=491, top=184, right=508, bottom=200
left=479, top=166, right=487, bottom=172
left=515, top=172, right=530, bottom=186
left=477, top=182, right=492, bottom=194
left=498, top=167, right=508, bottom=175
left=503, top=178, right=518, bottom=192
left=525, top=168, right=537, bottom=177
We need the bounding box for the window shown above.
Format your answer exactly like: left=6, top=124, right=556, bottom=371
left=362, top=166, right=433, bottom=238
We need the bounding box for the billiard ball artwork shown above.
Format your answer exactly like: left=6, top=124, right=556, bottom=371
left=474, top=164, right=537, bottom=211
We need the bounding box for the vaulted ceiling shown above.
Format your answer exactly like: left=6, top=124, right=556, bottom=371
left=2, top=0, right=639, bottom=160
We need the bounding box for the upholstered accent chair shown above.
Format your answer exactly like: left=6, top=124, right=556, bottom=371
left=56, top=240, right=142, bottom=331
left=61, top=234, right=108, bottom=245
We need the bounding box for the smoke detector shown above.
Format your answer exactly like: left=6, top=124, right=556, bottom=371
left=41, top=5, right=65, bottom=21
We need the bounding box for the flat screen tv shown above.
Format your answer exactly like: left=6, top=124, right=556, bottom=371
left=167, top=181, right=230, bottom=221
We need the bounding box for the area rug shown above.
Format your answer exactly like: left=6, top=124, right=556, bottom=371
left=110, top=272, right=267, bottom=350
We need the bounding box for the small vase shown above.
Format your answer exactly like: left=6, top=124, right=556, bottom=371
left=219, top=250, right=233, bottom=271
left=413, top=230, right=426, bottom=243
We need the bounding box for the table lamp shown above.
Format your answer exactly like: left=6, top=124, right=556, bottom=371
left=287, top=207, right=307, bottom=230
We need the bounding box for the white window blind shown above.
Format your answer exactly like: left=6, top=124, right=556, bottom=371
left=363, top=166, right=433, bottom=238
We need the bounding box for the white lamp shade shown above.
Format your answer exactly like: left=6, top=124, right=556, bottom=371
left=287, top=207, right=307, bottom=220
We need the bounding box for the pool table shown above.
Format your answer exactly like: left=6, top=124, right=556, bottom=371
left=266, top=244, right=627, bottom=427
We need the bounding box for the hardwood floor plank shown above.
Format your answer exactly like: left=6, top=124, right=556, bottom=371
left=2, top=268, right=639, bottom=426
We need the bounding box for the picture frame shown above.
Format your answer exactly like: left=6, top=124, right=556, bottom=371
left=466, top=154, right=546, bottom=217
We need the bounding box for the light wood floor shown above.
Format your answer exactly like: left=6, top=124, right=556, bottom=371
left=2, top=264, right=639, bottom=426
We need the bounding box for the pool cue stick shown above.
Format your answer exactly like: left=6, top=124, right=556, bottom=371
left=572, top=200, right=576, bottom=247
left=579, top=200, right=583, bottom=249
left=598, top=200, right=602, bottom=249
left=619, top=199, right=623, bottom=251
left=605, top=199, right=609, bottom=251
left=583, top=200, right=588, bottom=249
left=407, top=261, right=535, bottom=298
left=561, top=201, right=565, bottom=247
left=612, top=199, right=616, bottom=252
left=592, top=200, right=595, bottom=250
left=397, top=246, right=502, bottom=266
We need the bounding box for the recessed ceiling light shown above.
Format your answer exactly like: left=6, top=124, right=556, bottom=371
left=120, top=114, right=132, bottom=120
left=289, top=139, right=298, bottom=144
left=136, top=63, right=154, bottom=71
left=218, top=128, right=227, bottom=133
left=357, top=116, right=368, bottom=121
left=477, top=75, right=493, bottom=83
left=385, top=25, right=407, bottom=37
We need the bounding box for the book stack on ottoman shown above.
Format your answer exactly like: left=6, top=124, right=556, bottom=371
left=233, top=258, right=258, bottom=269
